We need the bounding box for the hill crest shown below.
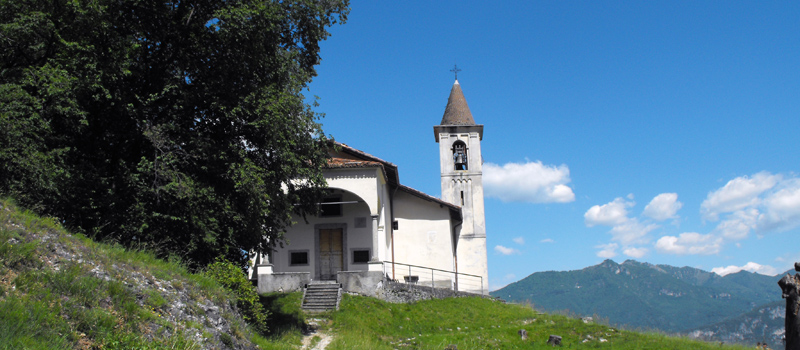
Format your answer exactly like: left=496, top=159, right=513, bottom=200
left=491, top=258, right=784, bottom=342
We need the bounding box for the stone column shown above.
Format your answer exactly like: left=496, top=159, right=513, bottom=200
left=368, top=215, right=384, bottom=272
left=370, top=215, right=380, bottom=261
left=779, top=262, right=800, bottom=350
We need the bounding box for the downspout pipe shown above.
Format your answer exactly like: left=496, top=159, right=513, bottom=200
left=390, top=186, right=399, bottom=281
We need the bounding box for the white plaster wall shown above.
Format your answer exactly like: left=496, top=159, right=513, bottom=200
left=324, top=168, right=381, bottom=216
left=392, top=191, right=454, bottom=281
left=271, top=188, right=373, bottom=278
left=436, top=130, right=489, bottom=294
left=456, top=235, right=488, bottom=294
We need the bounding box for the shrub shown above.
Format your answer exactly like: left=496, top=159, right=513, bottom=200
left=205, top=258, right=269, bottom=334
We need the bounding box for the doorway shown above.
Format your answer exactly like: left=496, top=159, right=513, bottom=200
left=318, top=228, right=343, bottom=280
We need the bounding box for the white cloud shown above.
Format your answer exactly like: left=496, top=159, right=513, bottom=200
left=623, top=247, right=649, bottom=258
left=701, top=172, right=780, bottom=221
left=643, top=193, right=683, bottom=221
left=713, top=208, right=758, bottom=240
left=610, top=219, right=657, bottom=245
left=494, top=245, right=519, bottom=255
left=483, top=161, right=575, bottom=203
left=711, top=262, right=779, bottom=276
left=596, top=243, right=618, bottom=258
left=757, top=178, right=800, bottom=232
left=512, top=237, right=525, bottom=245
left=587, top=197, right=656, bottom=253
left=691, top=173, right=800, bottom=244
left=585, top=197, right=632, bottom=227
left=540, top=238, right=555, bottom=243
left=655, top=232, right=723, bottom=255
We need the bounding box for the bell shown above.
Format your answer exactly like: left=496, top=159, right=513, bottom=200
left=455, top=153, right=466, bottom=165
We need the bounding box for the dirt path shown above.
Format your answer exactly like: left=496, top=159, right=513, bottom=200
left=301, top=318, right=334, bottom=350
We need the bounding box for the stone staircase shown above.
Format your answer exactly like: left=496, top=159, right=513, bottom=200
left=301, top=281, right=341, bottom=313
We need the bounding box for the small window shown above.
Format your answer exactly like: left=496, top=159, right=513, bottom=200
left=453, top=141, right=468, bottom=170
left=352, top=249, right=370, bottom=264
left=320, top=197, right=342, bottom=217
left=289, top=251, right=309, bottom=266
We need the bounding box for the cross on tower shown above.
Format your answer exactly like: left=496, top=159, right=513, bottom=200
left=450, top=64, right=462, bottom=80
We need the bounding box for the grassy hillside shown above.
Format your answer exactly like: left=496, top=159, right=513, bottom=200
left=314, top=294, right=752, bottom=349
left=0, top=198, right=757, bottom=349
left=0, top=198, right=273, bottom=349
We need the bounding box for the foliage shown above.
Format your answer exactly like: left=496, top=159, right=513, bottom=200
left=205, top=257, right=269, bottom=334
left=0, top=0, right=349, bottom=270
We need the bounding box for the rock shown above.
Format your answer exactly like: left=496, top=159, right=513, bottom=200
left=582, top=316, right=593, bottom=323
left=444, top=344, right=458, bottom=350
left=779, top=264, right=800, bottom=350
left=518, top=329, right=528, bottom=340
left=547, top=335, right=562, bottom=346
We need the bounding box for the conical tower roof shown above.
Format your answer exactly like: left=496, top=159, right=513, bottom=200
left=440, top=80, right=476, bottom=125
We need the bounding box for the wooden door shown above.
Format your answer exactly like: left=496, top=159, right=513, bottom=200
left=318, top=229, right=343, bottom=280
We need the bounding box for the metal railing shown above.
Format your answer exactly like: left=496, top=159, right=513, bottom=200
left=380, top=261, right=484, bottom=295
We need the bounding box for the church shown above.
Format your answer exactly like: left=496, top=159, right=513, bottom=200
left=252, top=79, right=489, bottom=296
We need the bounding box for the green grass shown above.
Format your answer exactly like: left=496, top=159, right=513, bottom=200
left=323, top=294, right=752, bottom=349
left=0, top=198, right=261, bottom=349
left=253, top=292, right=308, bottom=349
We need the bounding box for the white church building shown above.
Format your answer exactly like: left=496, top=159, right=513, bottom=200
left=253, top=80, right=488, bottom=295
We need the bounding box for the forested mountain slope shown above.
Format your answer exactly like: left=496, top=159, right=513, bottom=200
left=492, top=259, right=784, bottom=336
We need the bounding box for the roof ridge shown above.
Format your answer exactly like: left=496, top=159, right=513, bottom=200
left=334, top=142, right=397, bottom=168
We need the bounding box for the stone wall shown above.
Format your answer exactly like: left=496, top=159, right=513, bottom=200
left=257, top=272, right=311, bottom=293
left=378, top=280, right=486, bottom=303
left=337, top=270, right=384, bottom=298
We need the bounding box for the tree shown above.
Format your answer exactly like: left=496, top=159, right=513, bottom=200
left=0, top=0, right=349, bottom=269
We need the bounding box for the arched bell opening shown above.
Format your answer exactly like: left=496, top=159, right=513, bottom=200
left=452, top=140, right=468, bottom=171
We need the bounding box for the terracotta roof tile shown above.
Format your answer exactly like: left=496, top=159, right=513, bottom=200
left=334, top=142, right=397, bottom=168
left=324, top=157, right=383, bottom=169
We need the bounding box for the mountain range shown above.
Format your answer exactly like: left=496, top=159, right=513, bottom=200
left=491, top=259, right=790, bottom=344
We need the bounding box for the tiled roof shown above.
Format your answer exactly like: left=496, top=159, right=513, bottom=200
left=323, top=142, right=399, bottom=186
left=324, top=157, right=383, bottom=169
left=333, top=142, right=397, bottom=168
left=440, top=80, right=476, bottom=126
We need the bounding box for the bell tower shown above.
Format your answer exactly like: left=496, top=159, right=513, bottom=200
left=434, top=79, right=488, bottom=293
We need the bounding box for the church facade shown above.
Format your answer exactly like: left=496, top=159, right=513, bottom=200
left=252, top=80, right=488, bottom=295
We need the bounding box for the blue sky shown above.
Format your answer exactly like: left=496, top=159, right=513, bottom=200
left=305, top=1, right=800, bottom=290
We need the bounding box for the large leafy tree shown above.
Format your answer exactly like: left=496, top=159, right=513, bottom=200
left=0, top=0, right=348, bottom=269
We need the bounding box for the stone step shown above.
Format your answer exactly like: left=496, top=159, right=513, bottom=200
left=304, top=296, right=338, bottom=302
left=301, top=282, right=341, bottom=313
left=306, top=286, right=339, bottom=291
left=304, top=296, right=337, bottom=301
left=305, top=293, right=337, bottom=298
